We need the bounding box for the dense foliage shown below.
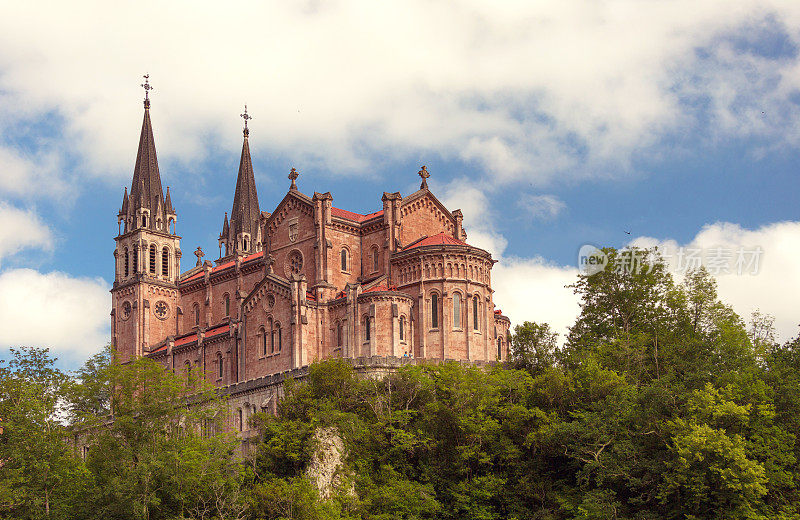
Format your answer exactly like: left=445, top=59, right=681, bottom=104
left=1, top=247, right=799, bottom=519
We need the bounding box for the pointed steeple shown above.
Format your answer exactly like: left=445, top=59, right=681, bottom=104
left=165, top=186, right=174, bottom=214
left=128, top=76, right=167, bottom=231
left=226, top=107, right=260, bottom=254
left=221, top=211, right=229, bottom=236
left=119, top=187, right=129, bottom=216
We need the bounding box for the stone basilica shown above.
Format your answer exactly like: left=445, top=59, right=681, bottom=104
left=111, top=87, right=510, bottom=430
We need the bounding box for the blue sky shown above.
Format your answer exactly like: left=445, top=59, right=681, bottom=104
left=1, top=1, right=800, bottom=368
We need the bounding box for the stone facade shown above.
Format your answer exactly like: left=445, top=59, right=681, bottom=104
left=110, top=99, right=512, bottom=430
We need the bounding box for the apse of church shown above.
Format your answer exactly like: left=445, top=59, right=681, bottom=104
left=111, top=77, right=511, bottom=390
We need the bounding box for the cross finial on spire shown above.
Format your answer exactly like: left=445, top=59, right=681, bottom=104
left=240, top=105, right=253, bottom=137
left=141, top=74, right=153, bottom=109
left=418, top=165, right=430, bottom=189
left=288, top=167, right=299, bottom=190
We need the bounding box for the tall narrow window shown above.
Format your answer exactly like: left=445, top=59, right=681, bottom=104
left=124, top=248, right=129, bottom=277
left=217, top=353, right=223, bottom=379
left=277, top=324, right=282, bottom=352
left=341, top=249, right=347, bottom=271
left=260, top=328, right=267, bottom=356
left=373, top=248, right=380, bottom=272
left=162, top=248, right=169, bottom=277
left=132, top=247, right=138, bottom=273
left=243, top=236, right=249, bottom=251
left=453, top=293, right=461, bottom=329
left=399, top=316, right=405, bottom=341
left=337, top=322, right=343, bottom=347
left=268, top=318, right=274, bottom=353
left=473, top=295, right=479, bottom=330
left=149, top=245, right=156, bottom=274
left=238, top=409, right=243, bottom=432
left=364, top=316, right=371, bottom=341
left=497, top=338, right=502, bottom=360
left=194, top=304, right=200, bottom=326
left=142, top=214, right=147, bottom=227
left=224, top=295, right=230, bottom=317
left=430, top=293, right=439, bottom=329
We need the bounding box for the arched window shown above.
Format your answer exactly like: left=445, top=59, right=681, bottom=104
left=497, top=338, right=502, bottom=360
left=260, top=327, right=267, bottom=356
left=238, top=408, right=243, bottom=432
left=124, top=248, right=129, bottom=277
left=372, top=248, right=380, bottom=272
left=473, top=295, right=479, bottom=330
left=276, top=323, right=282, bottom=352
left=243, top=236, right=249, bottom=251
left=162, top=247, right=169, bottom=277
left=217, top=353, right=223, bottom=379
left=364, top=315, right=371, bottom=341
left=184, top=361, right=191, bottom=385
left=430, top=293, right=439, bottom=329
left=194, top=304, right=200, bottom=326
left=224, top=295, right=230, bottom=317
left=399, top=316, right=405, bottom=341
left=132, top=246, right=138, bottom=273
left=336, top=321, right=343, bottom=347
left=268, top=318, right=274, bottom=354
left=453, top=293, right=461, bottom=329
left=149, top=245, right=156, bottom=274
left=142, top=214, right=147, bottom=227
left=340, top=248, right=348, bottom=271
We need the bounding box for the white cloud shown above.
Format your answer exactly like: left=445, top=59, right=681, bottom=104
left=0, top=202, right=53, bottom=264
left=492, top=257, right=580, bottom=341
left=0, top=269, right=110, bottom=360
left=518, top=194, right=566, bottom=221
left=1, top=1, right=800, bottom=190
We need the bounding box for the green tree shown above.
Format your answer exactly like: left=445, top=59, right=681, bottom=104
left=0, top=347, right=90, bottom=520
left=509, top=321, right=558, bottom=375
left=77, top=355, right=244, bottom=520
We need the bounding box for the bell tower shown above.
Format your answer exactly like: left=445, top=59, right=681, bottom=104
left=111, top=76, right=181, bottom=363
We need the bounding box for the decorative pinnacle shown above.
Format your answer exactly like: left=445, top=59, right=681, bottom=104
left=141, top=74, right=154, bottom=109
left=240, top=105, right=253, bottom=137
left=418, top=165, right=430, bottom=189
left=288, top=167, right=299, bottom=190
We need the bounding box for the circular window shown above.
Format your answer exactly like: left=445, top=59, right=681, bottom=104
left=285, top=250, right=303, bottom=277
left=154, top=300, right=170, bottom=320
left=121, top=301, right=132, bottom=321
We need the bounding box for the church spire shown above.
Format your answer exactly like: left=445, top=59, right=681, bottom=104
left=225, top=106, right=260, bottom=254
left=128, top=75, right=168, bottom=231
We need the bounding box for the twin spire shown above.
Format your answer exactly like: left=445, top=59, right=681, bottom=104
left=119, top=75, right=172, bottom=234
left=221, top=104, right=261, bottom=256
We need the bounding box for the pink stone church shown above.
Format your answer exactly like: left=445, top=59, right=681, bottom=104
left=111, top=86, right=511, bottom=421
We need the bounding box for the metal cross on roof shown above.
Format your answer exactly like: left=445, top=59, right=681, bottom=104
left=288, top=167, right=299, bottom=190
left=141, top=74, right=154, bottom=108
left=418, top=165, right=430, bottom=189
left=240, top=105, right=253, bottom=136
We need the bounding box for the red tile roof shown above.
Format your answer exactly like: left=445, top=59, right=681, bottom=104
left=175, top=333, right=198, bottom=346
left=206, top=324, right=230, bottom=337
left=494, top=309, right=503, bottom=315
left=182, top=251, right=264, bottom=283
left=405, top=232, right=467, bottom=249
left=331, top=207, right=384, bottom=222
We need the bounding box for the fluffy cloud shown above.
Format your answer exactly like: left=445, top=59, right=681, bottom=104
left=0, top=202, right=53, bottom=264
left=1, top=1, right=800, bottom=192
left=0, top=269, right=110, bottom=361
